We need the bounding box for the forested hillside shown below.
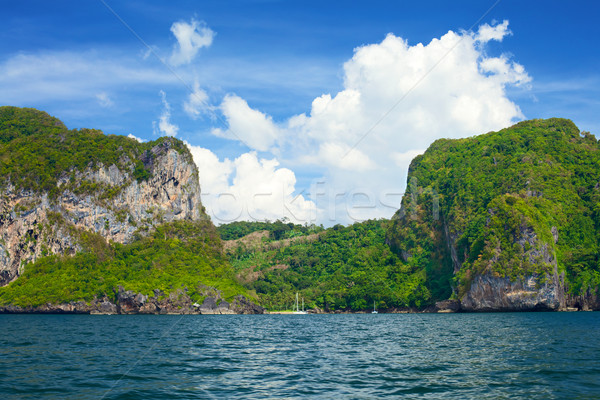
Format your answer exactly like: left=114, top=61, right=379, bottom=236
left=2, top=108, right=598, bottom=313
left=0, top=220, right=247, bottom=308
left=387, top=118, right=600, bottom=310
left=220, top=220, right=430, bottom=311
left=0, top=107, right=252, bottom=313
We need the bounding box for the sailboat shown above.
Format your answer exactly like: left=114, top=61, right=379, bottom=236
left=293, top=292, right=307, bottom=314
left=372, top=300, right=378, bottom=314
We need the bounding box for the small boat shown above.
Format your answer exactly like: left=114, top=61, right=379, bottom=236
left=372, top=300, right=378, bottom=314
left=293, top=292, right=307, bottom=314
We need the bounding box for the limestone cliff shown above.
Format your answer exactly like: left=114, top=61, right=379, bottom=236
left=387, top=118, right=600, bottom=311
left=0, top=107, right=264, bottom=314
left=0, top=108, right=205, bottom=286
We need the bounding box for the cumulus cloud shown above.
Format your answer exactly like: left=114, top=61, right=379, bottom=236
left=476, top=20, right=511, bottom=43
left=127, top=133, right=145, bottom=143
left=154, top=90, right=179, bottom=137
left=170, top=18, right=214, bottom=66
left=302, top=142, right=375, bottom=171
left=186, top=143, right=316, bottom=224
left=183, top=81, right=210, bottom=119
left=210, top=20, right=531, bottom=223
left=212, top=94, right=281, bottom=152
left=479, top=55, right=530, bottom=87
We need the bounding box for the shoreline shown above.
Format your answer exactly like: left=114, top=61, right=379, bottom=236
left=1, top=296, right=597, bottom=315
left=0, top=307, right=596, bottom=315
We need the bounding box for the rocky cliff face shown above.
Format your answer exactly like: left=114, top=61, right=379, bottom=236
left=0, top=286, right=265, bottom=315
left=387, top=118, right=600, bottom=311
left=460, top=274, right=565, bottom=311
left=0, top=138, right=204, bottom=286
left=458, top=217, right=570, bottom=311
left=459, top=272, right=600, bottom=311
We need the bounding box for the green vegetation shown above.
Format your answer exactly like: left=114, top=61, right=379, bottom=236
left=0, top=106, right=193, bottom=197
left=224, top=219, right=430, bottom=311
left=0, top=106, right=237, bottom=308
left=0, top=221, right=248, bottom=307
left=387, top=118, right=600, bottom=299
left=217, top=219, right=324, bottom=241
left=2, top=108, right=599, bottom=312
left=0, top=106, right=66, bottom=143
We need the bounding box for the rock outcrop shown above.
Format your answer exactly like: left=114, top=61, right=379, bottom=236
left=230, top=295, right=266, bottom=314
left=0, top=138, right=204, bottom=285
left=432, top=299, right=461, bottom=313
left=0, top=286, right=264, bottom=315
left=458, top=220, right=572, bottom=311
left=460, top=274, right=564, bottom=311
left=387, top=118, right=600, bottom=312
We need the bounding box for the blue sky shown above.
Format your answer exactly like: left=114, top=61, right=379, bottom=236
left=2, top=1, right=599, bottom=225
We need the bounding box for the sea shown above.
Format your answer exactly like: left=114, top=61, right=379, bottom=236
left=1, top=312, right=599, bottom=399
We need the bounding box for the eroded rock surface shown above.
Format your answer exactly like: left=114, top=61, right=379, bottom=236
left=0, top=138, right=203, bottom=285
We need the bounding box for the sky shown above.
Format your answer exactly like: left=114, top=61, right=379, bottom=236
left=1, top=1, right=599, bottom=226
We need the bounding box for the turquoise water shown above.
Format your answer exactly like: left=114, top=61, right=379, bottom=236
left=1, top=313, right=599, bottom=399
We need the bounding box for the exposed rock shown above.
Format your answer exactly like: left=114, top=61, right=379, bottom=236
left=0, top=289, right=265, bottom=315
left=200, top=296, right=218, bottom=313
left=94, top=298, right=118, bottom=314
left=460, top=222, right=573, bottom=312
left=216, top=300, right=234, bottom=314
left=434, top=299, right=461, bottom=313
left=564, top=286, right=600, bottom=311
left=139, top=302, right=158, bottom=314
left=460, top=274, right=564, bottom=311
left=551, top=226, right=559, bottom=244
left=198, top=297, right=237, bottom=315
left=443, top=222, right=462, bottom=274
left=0, top=138, right=203, bottom=286
left=117, top=286, right=148, bottom=314
left=230, top=295, right=266, bottom=314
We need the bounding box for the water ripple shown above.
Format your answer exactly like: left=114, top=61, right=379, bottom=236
left=1, top=313, right=600, bottom=399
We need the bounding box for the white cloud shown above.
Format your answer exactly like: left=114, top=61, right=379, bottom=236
left=186, top=143, right=316, bottom=224
left=154, top=90, right=179, bottom=137
left=210, top=20, right=531, bottom=224
left=127, top=133, right=145, bottom=143
left=183, top=81, right=210, bottom=119
left=391, top=149, right=425, bottom=168
left=305, top=142, right=375, bottom=171
left=212, top=94, right=281, bottom=152
left=96, top=92, right=113, bottom=108
left=476, top=20, right=511, bottom=43
left=170, top=18, right=215, bottom=66
left=479, top=55, right=530, bottom=87
left=0, top=20, right=533, bottom=226
left=0, top=51, right=177, bottom=106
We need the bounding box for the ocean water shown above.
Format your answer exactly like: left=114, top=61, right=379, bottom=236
left=1, top=312, right=599, bottom=399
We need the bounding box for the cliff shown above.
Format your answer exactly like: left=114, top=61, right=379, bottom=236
left=0, top=107, right=260, bottom=313
left=387, top=118, right=600, bottom=311
left=0, top=107, right=203, bottom=285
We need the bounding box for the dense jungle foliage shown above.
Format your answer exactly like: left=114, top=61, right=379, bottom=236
left=222, top=219, right=431, bottom=311
left=387, top=118, right=600, bottom=298
left=0, top=220, right=248, bottom=307
left=217, top=220, right=324, bottom=241
left=2, top=108, right=598, bottom=312
left=0, top=106, right=191, bottom=196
